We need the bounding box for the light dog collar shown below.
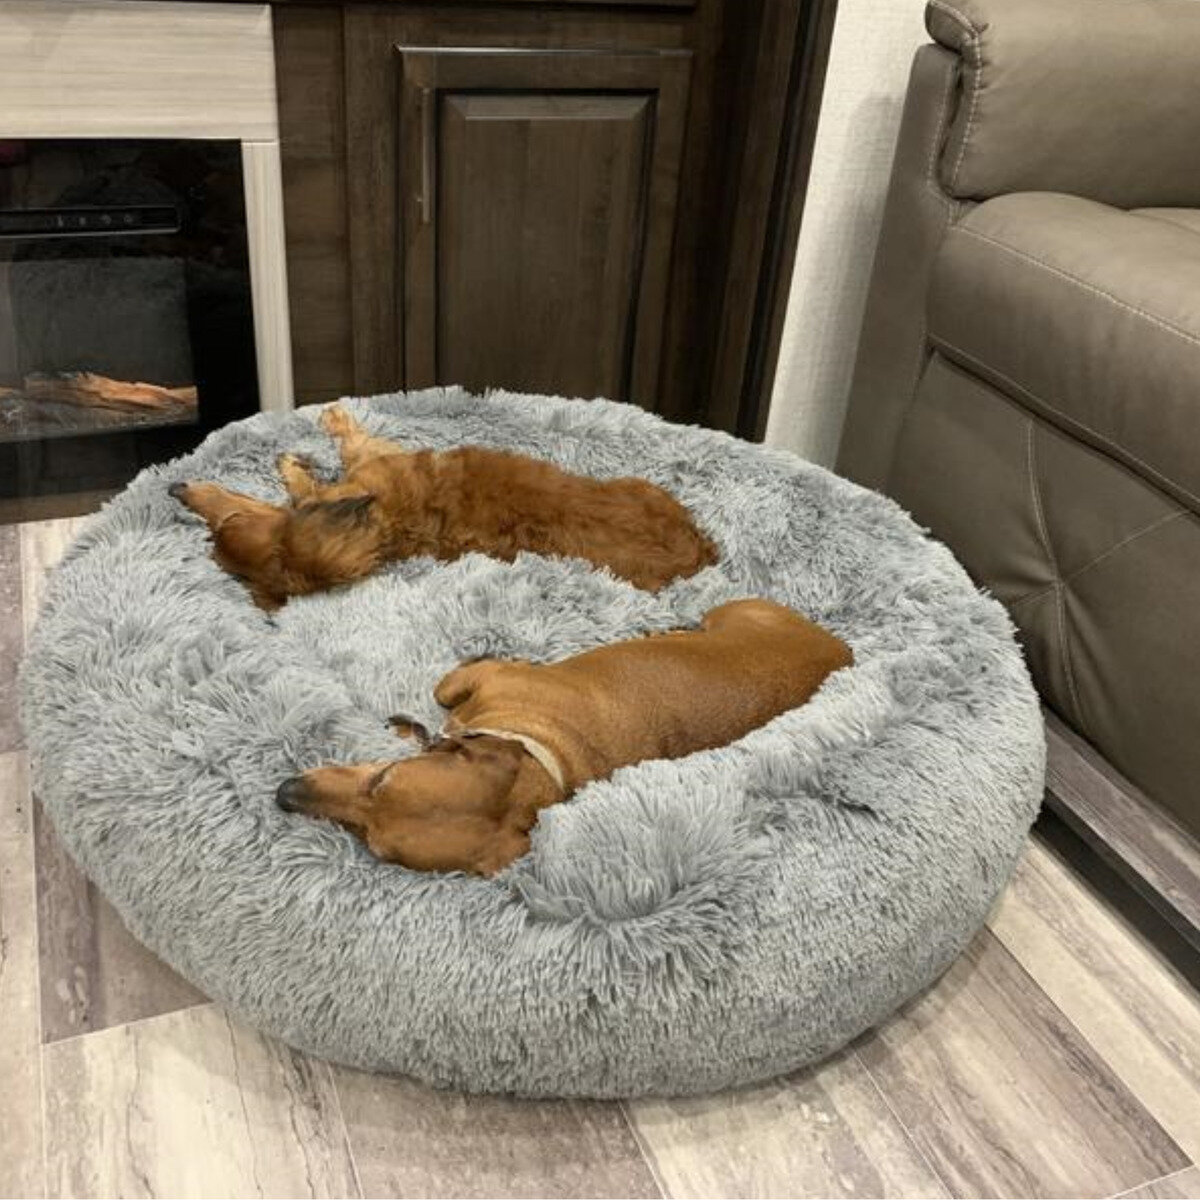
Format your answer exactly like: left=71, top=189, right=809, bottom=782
left=457, top=727, right=567, bottom=793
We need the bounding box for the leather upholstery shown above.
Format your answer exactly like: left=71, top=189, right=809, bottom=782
left=926, top=0, right=1200, bottom=207
left=838, top=0, right=1200, bottom=840
left=929, top=194, right=1200, bottom=515
left=891, top=358, right=1200, bottom=833
left=1136, top=209, right=1200, bottom=240
left=836, top=45, right=963, bottom=491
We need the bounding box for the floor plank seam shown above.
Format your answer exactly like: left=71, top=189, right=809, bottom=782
left=15, top=517, right=1199, bottom=1200
left=618, top=1101, right=671, bottom=1199
left=30, top=761, right=51, bottom=1200
left=44, top=998, right=217, bottom=1050
left=1109, top=1163, right=1199, bottom=1199
left=19, top=523, right=35, bottom=655
left=13, top=534, right=48, bottom=1200
left=852, top=1047, right=955, bottom=1199
left=989, top=869, right=1199, bottom=1172
left=325, top=1063, right=366, bottom=1200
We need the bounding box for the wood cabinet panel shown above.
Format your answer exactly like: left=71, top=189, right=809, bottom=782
left=341, top=6, right=708, bottom=409
left=398, top=48, right=689, bottom=403
left=435, top=93, right=649, bottom=398
left=276, top=1, right=832, bottom=432
left=270, top=0, right=696, bottom=6
left=274, top=5, right=354, bottom=404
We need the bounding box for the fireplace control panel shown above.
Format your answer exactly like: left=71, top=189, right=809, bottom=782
left=0, top=205, right=180, bottom=239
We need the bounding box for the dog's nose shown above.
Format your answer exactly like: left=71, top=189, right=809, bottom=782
left=275, top=777, right=311, bottom=813
left=167, top=481, right=188, bottom=500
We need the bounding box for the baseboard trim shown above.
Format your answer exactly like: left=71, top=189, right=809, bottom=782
left=1043, top=708, right=1200, bottom=955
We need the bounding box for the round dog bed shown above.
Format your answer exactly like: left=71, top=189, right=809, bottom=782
left=20, top=389, right=1044, bottom=1098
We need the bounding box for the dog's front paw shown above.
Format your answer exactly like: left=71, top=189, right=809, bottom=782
left=277, top=452, right=320, bottom=501
left=320, top=405, right=358, bottom=440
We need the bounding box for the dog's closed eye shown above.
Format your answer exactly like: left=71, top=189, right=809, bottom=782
left=298, top=495, right=376, bottom=526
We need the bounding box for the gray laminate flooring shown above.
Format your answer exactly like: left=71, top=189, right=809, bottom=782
left=3, top=518, right=1198, bottom=1200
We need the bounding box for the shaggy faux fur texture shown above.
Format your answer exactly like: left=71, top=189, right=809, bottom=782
left=20, top=390, right=1044, bottom=1098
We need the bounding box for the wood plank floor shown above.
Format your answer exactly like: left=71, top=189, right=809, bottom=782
left=3, top=517, right=1198, bottom=1200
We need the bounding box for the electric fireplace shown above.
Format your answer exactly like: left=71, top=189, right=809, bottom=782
left=0, top=138, right=261, bottom=514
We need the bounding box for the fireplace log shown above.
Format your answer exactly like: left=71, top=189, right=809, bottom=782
left=18, top=372, right=197, bottom=412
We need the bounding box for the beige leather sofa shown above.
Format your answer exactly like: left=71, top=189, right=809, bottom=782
left=838, top=0, right=1200, bottom=858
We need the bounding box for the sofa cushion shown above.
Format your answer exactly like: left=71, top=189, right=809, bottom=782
left=890, top=353, right=1199, bottom=834
left=928, top=192, right=1200, bottom=515
left=925, top=0, right=1200, bottom=208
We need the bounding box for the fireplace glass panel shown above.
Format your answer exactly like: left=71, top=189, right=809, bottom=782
left=0, top=139, right=259, bottom=512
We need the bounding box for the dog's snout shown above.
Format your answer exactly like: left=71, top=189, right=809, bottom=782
left=275, top=776, right=312, bottom=813
left=168, top=481, right=189, bottom=501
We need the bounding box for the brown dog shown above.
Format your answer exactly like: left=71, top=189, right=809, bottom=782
left=276, top=599, right=853, bottom=875
left=170, top=406, right=717, bottom=609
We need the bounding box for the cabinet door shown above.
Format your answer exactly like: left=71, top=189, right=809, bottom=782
left=397, top=48, right=690, bottom=406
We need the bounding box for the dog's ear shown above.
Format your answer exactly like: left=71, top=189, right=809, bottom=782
left=281, top=493, right=383, bottom=590
left=388, top=715, right=432, bottom=744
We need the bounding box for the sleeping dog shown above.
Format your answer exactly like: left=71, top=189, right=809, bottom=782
left=275, top=599, right=853, bottom=875
left=170, top=406, right=717, bottom=609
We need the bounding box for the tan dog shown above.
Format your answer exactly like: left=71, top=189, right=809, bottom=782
left=276, top=599, right=853, bottom=875
left=170, top=407, right=717, bottom=610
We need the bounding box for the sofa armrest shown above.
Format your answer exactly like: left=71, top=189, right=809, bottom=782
left=836, top=46, right=963, bottom=490
left=927, top=0, right=1200, bottom=207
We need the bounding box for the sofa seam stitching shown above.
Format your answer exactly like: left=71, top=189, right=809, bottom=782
left=929, top=337, right=1200, bottom=511
left=1026, top=421, right=1055, bottom=577
left=1027, top=422, right=1085, bottom=724
left=926, top=0, right=982, bottom=192
left=1007, top=582, right=1057, bottom=613
left=951, top=224, right=1200, bottom=352
left=1055, top=585, right=1084, bottom=726
left=1062, top=509, right=1187, bottom=586
left=924, top=50, right=961, bottom=217
left=1006, top=508, right=1187, bottom=613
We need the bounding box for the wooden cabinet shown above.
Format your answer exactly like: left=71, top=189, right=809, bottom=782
left=275, top=1, right=835, bottom=436
left=398, top=48, right=690, bottom=406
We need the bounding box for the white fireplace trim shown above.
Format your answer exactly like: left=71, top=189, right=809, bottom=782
left=0, top=0, right=294, bottom=411
left=243, top=141, right=295, bottom=412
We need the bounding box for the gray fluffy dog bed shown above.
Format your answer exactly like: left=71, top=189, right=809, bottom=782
left=20, top=389, right=1044, bottom=1098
